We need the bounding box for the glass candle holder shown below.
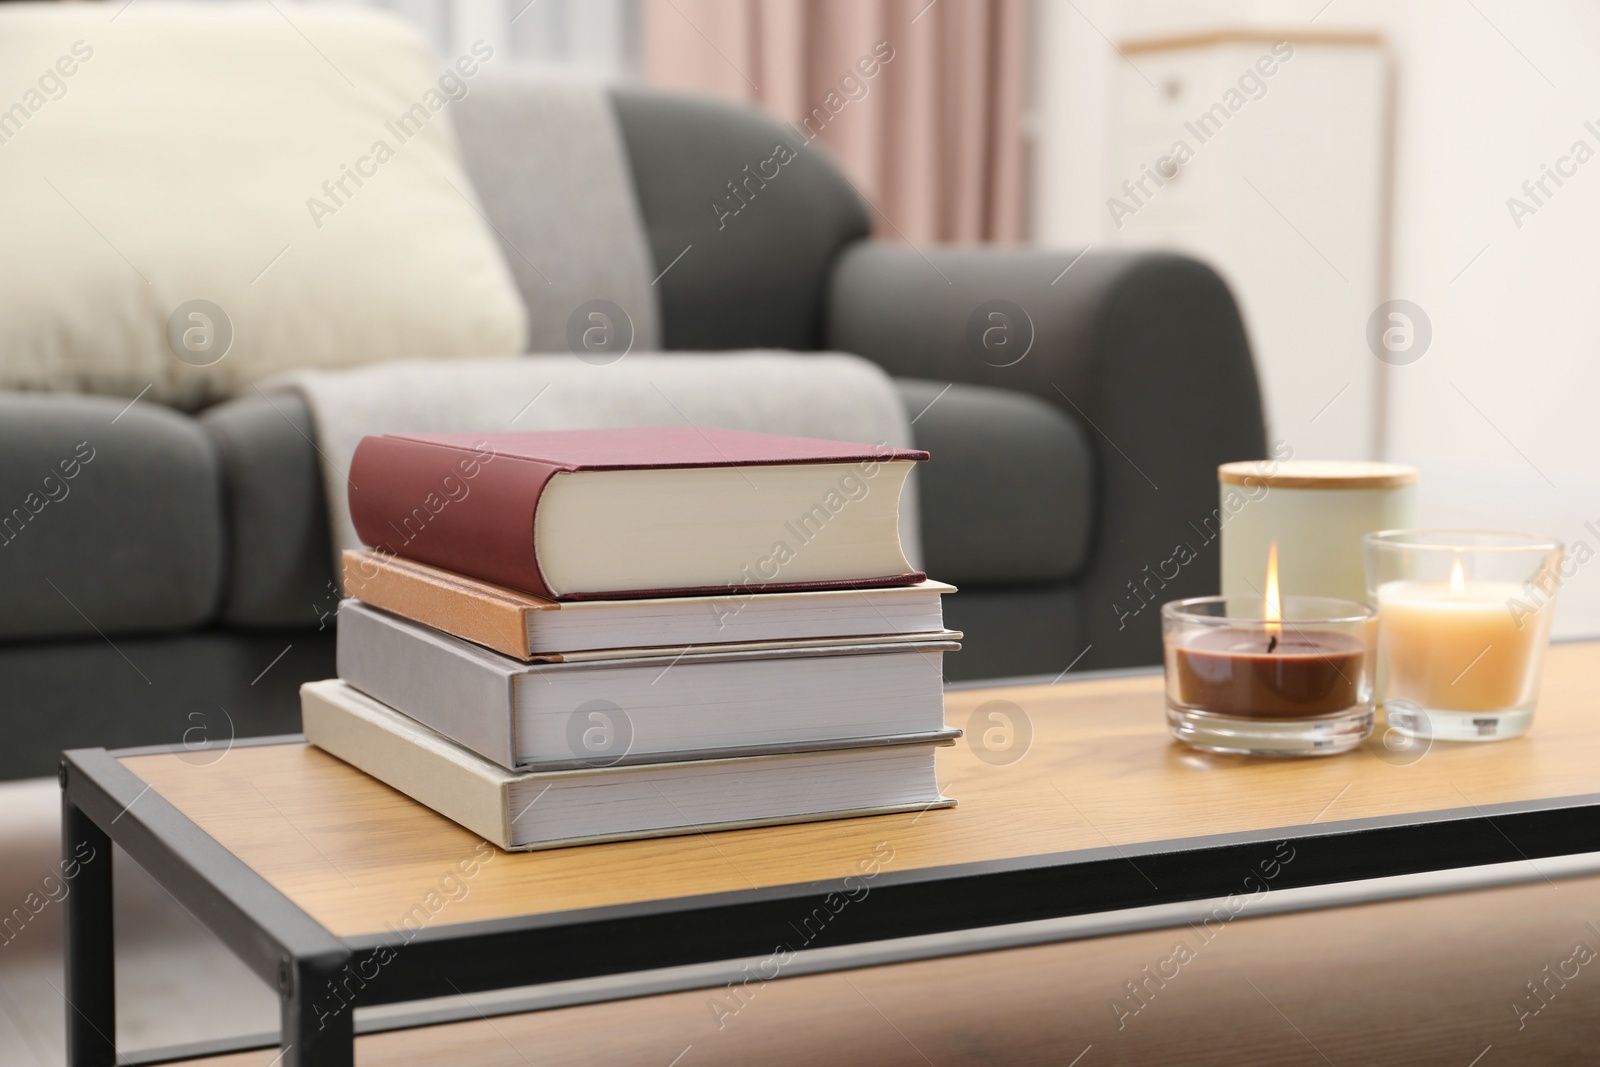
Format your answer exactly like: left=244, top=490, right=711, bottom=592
left=1162, top=596, right=1377, bottom=757
left=1363, top=530, right=1564, bottom=742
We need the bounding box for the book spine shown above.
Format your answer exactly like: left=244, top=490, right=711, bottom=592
left=342, top=551, right=534, bottom=660
left=336, top=601, right=522, bottom=770
left=556, top=571, right=929, bottom=601
left=301, top=681, right=514, bottom=849
left=347, top=436, right=564, bottom=598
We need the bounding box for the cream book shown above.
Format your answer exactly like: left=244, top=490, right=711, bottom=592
left=301, top=680, right=956, bottom=851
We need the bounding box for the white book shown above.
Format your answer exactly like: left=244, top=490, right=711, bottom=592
left=337, top=600, right=960, bottom=771
left=523, top=580, right=954, bottom=655
left=301, top=680, right=955, bottom=851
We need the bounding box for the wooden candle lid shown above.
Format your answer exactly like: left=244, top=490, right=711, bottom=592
left=1218, top=460, right=1418, bottom=489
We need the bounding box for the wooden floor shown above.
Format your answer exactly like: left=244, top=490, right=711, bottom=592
left=182, top=870, right=1600, bottom=1066
left=118, top=642, right=1600, bottom=938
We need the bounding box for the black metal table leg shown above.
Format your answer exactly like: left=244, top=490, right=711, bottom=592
left=62, top=788, right=116, bottom=1067
left=282, top=951, right=355, bottom=1067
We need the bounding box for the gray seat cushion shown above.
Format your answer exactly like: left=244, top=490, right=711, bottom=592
left=940, top=582, right=1085, bottom=682
left=0, top=628, right=332, bottom=779
left=200, top=392, right=334, bottom=628
left=0, top=393, right=222, bottom=640
left=897, top=379, right=1092, bottom=586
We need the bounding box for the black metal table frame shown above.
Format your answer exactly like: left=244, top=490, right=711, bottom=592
left=61, top=734, right=1600, bottom=1067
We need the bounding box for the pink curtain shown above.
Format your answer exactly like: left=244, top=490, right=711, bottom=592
left=642, top=0, right=1028, bottom=244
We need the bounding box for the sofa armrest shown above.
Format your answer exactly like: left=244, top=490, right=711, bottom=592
left=200, top=391, right=334, bottom=629
left=0, top=392, right=223, bottom=642
left=825, top=245, right=1268, bottom=668
left=894, top=378, right=1092, bottom=587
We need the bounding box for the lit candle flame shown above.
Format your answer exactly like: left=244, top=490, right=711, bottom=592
left=1450, top=557, right=1466, bottom=595
left=1265, top=541, right=1282, bottom=637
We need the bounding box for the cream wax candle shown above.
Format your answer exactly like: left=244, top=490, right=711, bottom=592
left=1364, top=531, right=1563, bottom=742
left=1376, top=562, right=1546, bottom=711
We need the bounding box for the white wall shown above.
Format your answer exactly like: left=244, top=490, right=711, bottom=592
left=1032, top=0, right=1600, bottom=635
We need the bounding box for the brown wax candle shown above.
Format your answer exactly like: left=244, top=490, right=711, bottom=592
left=1172, top=628, right=1363, bottom=718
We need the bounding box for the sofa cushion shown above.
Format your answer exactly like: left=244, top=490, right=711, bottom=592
left=0, top=393, right=222, bottom=640
left=941, top=582, right=1086, bottom=682
left=201, top=393, right=335, bottom=629
left=897, top=379, right=1092, bottom=585
left=0, top=3, right=525, bottom=407
left=0, top=628, right=332, bottom=780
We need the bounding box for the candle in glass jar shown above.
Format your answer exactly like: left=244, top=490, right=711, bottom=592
left=1376, top=561, right=1548, bottom=712
left=1169, top=543, right=1367, bottom=719
left=1172, top=627, right=1365, bottom=718
left=1163, top=544, right=1376, bottom=756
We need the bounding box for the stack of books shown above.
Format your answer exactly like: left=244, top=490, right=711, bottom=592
left=301, top=427, right=961, bottom=851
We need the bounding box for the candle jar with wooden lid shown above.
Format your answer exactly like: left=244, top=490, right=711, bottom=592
left=1163, top=595, right=1377, bottom=757
left=1219, top=461, right=1418, bottom=607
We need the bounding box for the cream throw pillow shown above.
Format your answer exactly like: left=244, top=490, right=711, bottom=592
left=0, top=2, right=527, bottom=407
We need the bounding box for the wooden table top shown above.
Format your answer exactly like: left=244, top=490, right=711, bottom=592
left=119, top=641, right=1600, bottom=940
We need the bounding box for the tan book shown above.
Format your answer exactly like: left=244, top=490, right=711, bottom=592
left=301, top=679, right=956, bottom=851
left=342, top=549, right=955, bottom=661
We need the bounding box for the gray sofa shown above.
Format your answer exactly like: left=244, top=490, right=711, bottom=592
left=0, top=86, right=1266, bottom=779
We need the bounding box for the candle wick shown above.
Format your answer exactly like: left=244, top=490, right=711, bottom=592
left=1268, top=634, right=1279, bottom=654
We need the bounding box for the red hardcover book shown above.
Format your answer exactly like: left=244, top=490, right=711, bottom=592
left=348, top=427, right=928, bottom=600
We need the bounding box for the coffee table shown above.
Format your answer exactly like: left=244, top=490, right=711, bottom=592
left=61, top=641, right=1600, bottom=1067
